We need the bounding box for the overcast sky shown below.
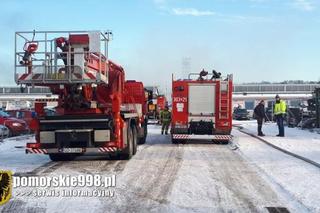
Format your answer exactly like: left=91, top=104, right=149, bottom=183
left=0, top=0, right=319, bottom=93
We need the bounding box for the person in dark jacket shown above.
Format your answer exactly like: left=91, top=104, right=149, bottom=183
left=254, top=100, right=266, bottom=136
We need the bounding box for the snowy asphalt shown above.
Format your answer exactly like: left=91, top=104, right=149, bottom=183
left=0, top=124, right=317, bottom=213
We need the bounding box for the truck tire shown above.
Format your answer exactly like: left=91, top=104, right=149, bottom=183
left=138, top=124, right=147, bottom=144
left=132, top=126, right=138, bottom=155
left=121, top=126, right=134, bottom=160
left=171, top=135, right=179, bottom=144
left=49, top=154, right=75, bottom=161
left=172, top=139, right=178, bottom=144
left=213, top=140, right=229, bottom=145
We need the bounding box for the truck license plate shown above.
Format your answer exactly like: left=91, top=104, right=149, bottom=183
left=60, top=148, right=84, bottom=153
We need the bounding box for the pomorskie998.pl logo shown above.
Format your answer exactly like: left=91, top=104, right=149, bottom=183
left=0, top=170, right=12, bottom=206
left=13, top=174, right=116, bottom=188
left=0, top=173, right=117, bottom=202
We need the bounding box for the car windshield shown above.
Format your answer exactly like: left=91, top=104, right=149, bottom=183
left=0, top=111, right=10, bottom=117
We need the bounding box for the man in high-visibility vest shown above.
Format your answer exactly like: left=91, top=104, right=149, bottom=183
left=274, top=95, right=287, bottom=137
left=160, top=106, right=171, bottom=135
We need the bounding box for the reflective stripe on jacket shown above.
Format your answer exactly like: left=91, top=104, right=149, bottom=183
left=274, top=100, right=286, bottom=115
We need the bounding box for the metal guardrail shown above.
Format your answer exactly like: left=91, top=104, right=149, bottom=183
left=1, top=84, right=318, bottom=95
left=0, top=87, right=51, bottom=94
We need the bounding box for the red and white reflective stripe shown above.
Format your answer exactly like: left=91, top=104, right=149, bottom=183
left=98, top=147, right=117, bottom=153
left=173, top=135, right=189, bottom=139
left=19, top=73, right=29, bottom=81
left=85, top=72, right=96, bottom=80
left=18, top=72, right=106, bottom=82
left=214, top=135, right=232, bottom=140
left=172, top=134, right=232, bottom=141
left=72, top=73, right=82, bottom=80
left=19, top=73, right=42, bottom=81
left=72, top=72, right=96, bottom=80
left=26, top=148, right=48, bottom=154
left=32, top=74, right=42, bottom=80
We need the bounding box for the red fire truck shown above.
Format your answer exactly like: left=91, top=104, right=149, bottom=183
left=145, top=87, right=167, bottom=121
left=157, top=95, right=167, bottom=112
left=15, top=30, right=146, bottom=161
left=124, top=80, right=148, bottom=144
left=145, top=86, right=159, bottom=120
left=171, top=70, right=233, bottom=143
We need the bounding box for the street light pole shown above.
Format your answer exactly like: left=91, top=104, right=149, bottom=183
left=315, top=88, right=320, bottom=128
left=104, top=30, right=113, bottom=60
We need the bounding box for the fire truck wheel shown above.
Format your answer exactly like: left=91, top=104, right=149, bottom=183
left=213, top=140, right=229, bottom=145
left=138, top=125, right=147, bottom=144
left=171, top=137, right=179, bottom=144
left=49, top=154, right=75, bottom=161
left=121, top=126, right=134, bottom=160
left=132, top=126, right=138, bottom=155
left=220, top=140, right=229, bottom=145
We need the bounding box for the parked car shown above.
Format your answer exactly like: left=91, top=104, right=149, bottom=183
left=287, top=107, right=302, bottom=128
left=0, top=111, right=29, bottom=136
left=233, top=108, right=250, bottom=120
left=0, top=125, right=9, bottom=139
left=5, top=109, right=35, bottom=127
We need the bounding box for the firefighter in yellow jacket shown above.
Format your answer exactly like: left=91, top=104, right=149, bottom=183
left=160, top=106, right=171, bottom=135
left=274, top=95, right=287, bottom=137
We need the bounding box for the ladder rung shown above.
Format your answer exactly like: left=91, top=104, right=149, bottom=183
left=220, top=116, right=229, bottom=119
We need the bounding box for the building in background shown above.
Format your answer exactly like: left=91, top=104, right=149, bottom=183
left=233, top=83, right=320, bottom=109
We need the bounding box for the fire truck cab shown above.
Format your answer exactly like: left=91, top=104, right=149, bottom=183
left=171, top=70, right=233, bottom=143
left=156, top=95, right=167, bottom=114
left=124, top=80, right=148, bottom=144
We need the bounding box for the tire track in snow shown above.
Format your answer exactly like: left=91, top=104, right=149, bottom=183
left=101, top=133, right=184, bottom=212
left=176, top=143, right=288, bottom=212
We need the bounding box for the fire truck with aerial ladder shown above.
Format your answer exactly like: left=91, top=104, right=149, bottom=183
left=145, top=86, right=167, bottom=121
left=15, top=30, right=147, bottom=161
left=171, top=69, right=233, bottom=143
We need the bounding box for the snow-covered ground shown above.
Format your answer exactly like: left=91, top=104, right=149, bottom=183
left=0, top=135, right=50, bottom=173
left=0, top=124, right=319, bottom=212
left=234, top=120, right=320, bottom=164
left=233, top=120, right=320, bottom=212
